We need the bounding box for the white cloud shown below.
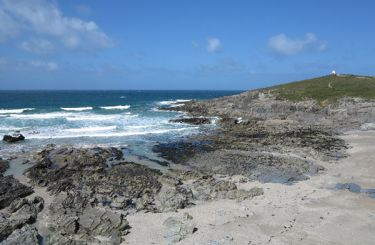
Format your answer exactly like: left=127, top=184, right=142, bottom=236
left=268, top=33, right=326, bottom=56
left=21, top=37, right=55, bottom=54
left=0, top=0, right=113, bottom=52
left=207, top=37, right=222, bottom=53
left=30, top=60, right=58, bottom=71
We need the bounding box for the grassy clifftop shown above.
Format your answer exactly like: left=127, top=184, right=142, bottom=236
left=269, top=74, right=375, bottom=102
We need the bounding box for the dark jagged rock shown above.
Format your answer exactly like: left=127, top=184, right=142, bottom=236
left=25, top=146, right=165, bottom=244
left=0, top=160, right=9, bottom=174
left=1, top=225, right=40, bottom=245
left=26, top=146, right=162, bottom=206
left=169, top=117, right=211, bottom=125
left=26, top=146, right=124, bottom=191
left=0, top=197, right=43, bottom=242
left=2, top=134, right=25, bottom=143
left=0, top=176, right=34, bottom=209
left=47, top=191, right=130, bottom=245
left=153, top=91, right=349, bottom=184
left=22, top=145, right=264, bottom=244
left=153, top=140, right=214, bottom=164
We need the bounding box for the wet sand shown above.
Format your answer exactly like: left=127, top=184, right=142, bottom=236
left=124, top=130, right=375, bottom=245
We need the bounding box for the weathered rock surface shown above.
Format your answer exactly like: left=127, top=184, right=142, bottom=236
left=46, top=192, right=130, bottom=245
left=171, top=91, right=375, bottom=130
left=189, top=176, right=264, bottom=201
left=153, top=140, right=214, bottom=164
left=23, top=146, right=165, bottom=244
left=1, top=225, right=40, bottom=245
left=27, top=153, right=162, bottom=208
left=0, top=160, right=9, bottom=174
left=169, top=117, right=211, bottom=125
left=0, top=197, right=43, bottom=243
left=163, top=212, right=196, bottom=244
left=0, top=175, right=34, bottom=209
left=153, top=90, right=355, bottom=183
left=20, top=145, right=263, bottom=244
left=154, top=185, right=193, bottom=212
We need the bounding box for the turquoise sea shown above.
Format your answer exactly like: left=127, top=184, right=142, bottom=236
left=0, top=90, right=240, bottom=157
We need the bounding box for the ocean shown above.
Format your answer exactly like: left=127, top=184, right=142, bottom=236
left=0, top=90, right=240, bottom=158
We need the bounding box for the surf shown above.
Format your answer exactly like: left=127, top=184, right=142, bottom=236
left=100, top=105, right=130, bottom=110
left=61, top=107, right=93, bottom=111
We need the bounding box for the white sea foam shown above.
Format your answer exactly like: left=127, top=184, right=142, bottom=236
left=0, top=126, right=24, bottom=131
left=175, top=99, right=191, bottom=103
left=64, top=126, right=117, bottom=133
left=100, top=105, right=130, bottom=110
left=120, top=96, right=126, bottom=99
left=27, top=127, right=197, bottom=139
left=66, top=114, right=119, bottom=121
left=66, top=113, right=137, bottom=122
left=61, top=107, right=93, bottom=111
left=158, top=99, right=191, bottom=108
left=0, top=108, right=34, bottom=114
left=9, top=112, right=72, bottom=119
left=360, top=123, right=375, bottom=131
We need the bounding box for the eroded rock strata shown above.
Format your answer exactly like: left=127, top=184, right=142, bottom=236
left=154, top=90, right=375, bottom=184
left=0, top=145, right=263, bottom=244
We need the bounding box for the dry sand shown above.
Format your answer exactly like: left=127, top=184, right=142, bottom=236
left=123, top=130, right=375, bottom=245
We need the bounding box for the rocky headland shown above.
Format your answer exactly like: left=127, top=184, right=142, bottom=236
left=1, top=74, right=375, bottom=244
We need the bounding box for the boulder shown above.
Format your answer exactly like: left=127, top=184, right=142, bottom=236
left=3, top=134, right=25, bottom=143
left=163, top=212, right=196, bottom=244
left=154, top=185, right=193, bottom=212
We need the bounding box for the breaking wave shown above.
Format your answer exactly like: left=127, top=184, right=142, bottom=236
left=9, top=112, right=72, bottom=119
left=61, top=107, right=93, bottom=111
left=64, top=126, right=117, bottom=133
left=100, top=105, right=130, bottom=110
left=0, top=108, right=34, bottom=114
left=158, top=99, right=191, bottom=106
left=27, top=127, right=197, bottom=139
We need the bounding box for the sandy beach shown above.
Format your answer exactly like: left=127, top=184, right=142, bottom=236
left=124, top=130, right=375, bottom=245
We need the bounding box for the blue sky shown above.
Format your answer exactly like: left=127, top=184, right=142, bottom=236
left=0, top=0, right=374, bottom=90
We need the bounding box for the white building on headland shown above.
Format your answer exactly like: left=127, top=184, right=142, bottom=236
left=331, top=70, right=337, bottom=76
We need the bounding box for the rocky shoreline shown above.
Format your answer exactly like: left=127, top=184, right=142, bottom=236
left=1, top=88, right=375, bottom=244
left=0, top=144, right=263, bottom=244
left=153, top=89, right=373, bottom=184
